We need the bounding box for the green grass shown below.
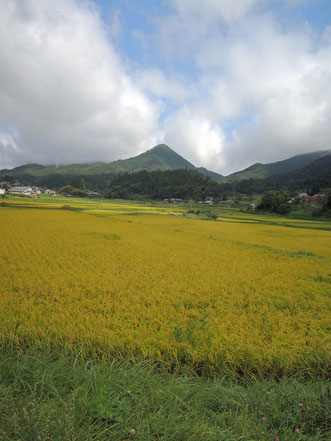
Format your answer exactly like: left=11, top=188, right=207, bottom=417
left=0, top=350, right=330, bottom=441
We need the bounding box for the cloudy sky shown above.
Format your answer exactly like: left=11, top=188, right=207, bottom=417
left=0, top=0, right=330, bottom=174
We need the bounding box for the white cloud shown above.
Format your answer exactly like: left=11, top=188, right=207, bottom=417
left=158, top=0, right=261, bottom=60
left=138, top=68, right=193, bottom=103
left=0, top=132, right=22, bottom=169
left=227, top=62, right=331, bottom=171
left=163, top=108, right=226, bottom=171
left=0, top=0, right=330, bottom=175
left=157, top=0, right=331, bottom=174
left=168, top=0, right=260, bottom=23
left=0, top=0, right=160, bottom=168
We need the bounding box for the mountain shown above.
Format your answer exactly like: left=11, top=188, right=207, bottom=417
left=270, top=155, right=331, bottom=186
left=217, top=154, right=331, bottom=195
left=196, top=167, right=223, bottom=180
left=114, top=144, right=196, bottom=172
left=221, top=150, right=331, bottom=182
left=1, top=145, right=330, bottom=194
left=0, top=144, right=222, bottom=181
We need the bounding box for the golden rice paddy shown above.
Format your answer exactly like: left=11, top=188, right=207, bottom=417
left=0, top=201, right=330, bottom=378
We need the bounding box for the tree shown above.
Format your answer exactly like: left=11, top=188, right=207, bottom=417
left=80, top=177, right=87, bottom=190
left=257, top=190, right=291, bottom=214
left=323, top=188, right=331, bottom=209
left=71, top=188, right=88, bottom=197
left=1, top=174, right=15, bottom=184
left=59, top=185, right=74, bottom=194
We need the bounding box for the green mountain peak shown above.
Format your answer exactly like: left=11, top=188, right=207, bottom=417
left=0, top=144, right=222, bottom=182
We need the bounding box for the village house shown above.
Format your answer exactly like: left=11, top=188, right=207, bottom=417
left=88, top=191, right=100, bottom=198
left=7, top=186, right=39, bottom=198
left=302, top=195, right=312, bottom=203
left=8, top=186, right=33, bottom=195
left=298, top=193, right=327, bottom=209
left=311, top=194, right=326, bottom=208
left=199, top=197, right=214, bottom=205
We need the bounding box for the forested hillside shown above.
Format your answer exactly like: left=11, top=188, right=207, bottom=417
left=104, top=169, right=222, bottom=200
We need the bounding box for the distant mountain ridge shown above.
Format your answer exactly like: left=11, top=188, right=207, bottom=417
left=216, top=154, right=331, bottom=194
left=1, top=145, right=330, bottom=194
left=221, top=149, right=331, bottom=182
left=269, top=155, right=331, bottom=186
left=0, top=144, right=222, bottom=179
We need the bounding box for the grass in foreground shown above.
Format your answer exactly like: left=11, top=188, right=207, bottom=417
left=0, top=350, right=330, bottom=441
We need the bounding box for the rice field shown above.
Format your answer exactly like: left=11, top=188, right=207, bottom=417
left=0, top=199, right=330, bottom=379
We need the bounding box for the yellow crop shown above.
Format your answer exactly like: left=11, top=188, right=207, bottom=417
left=0, top=205, right=330, bottom=379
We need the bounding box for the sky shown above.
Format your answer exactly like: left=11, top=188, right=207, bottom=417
left=0, top=0, right=331, bottom=175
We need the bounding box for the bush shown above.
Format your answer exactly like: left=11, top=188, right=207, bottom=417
left=276, top=203, right=291, bottom=215
left=206, top=212, right=218, bottom=220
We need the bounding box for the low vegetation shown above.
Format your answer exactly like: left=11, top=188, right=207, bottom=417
left=0, top=350, right=329, bottom=441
